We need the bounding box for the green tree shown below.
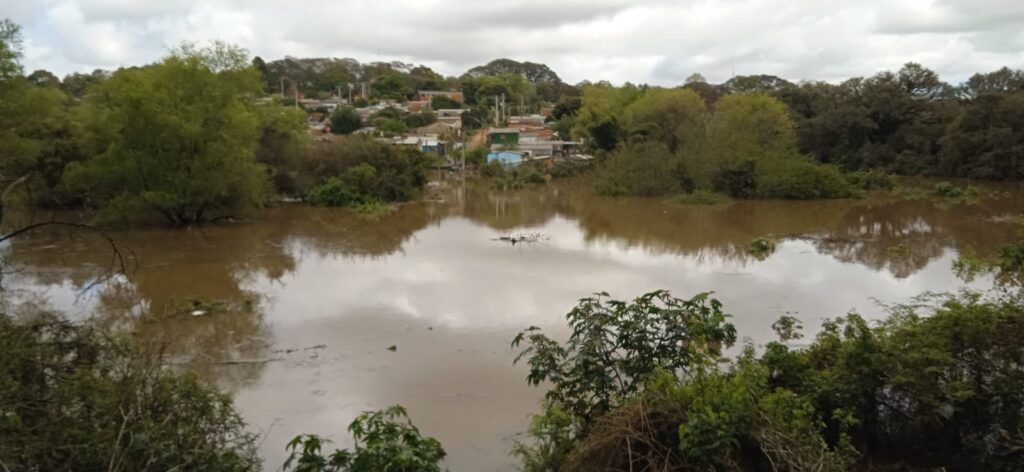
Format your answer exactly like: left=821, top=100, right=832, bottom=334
left=707, top=93, right=798, bottom=164
left=65, top=42, right=272, bottom=225
left=330, top=107, right=363, bottom=135
left=624, top=87, right=708, bottom=153
left=0, top=19, right=82, bottom=207
left=429, top=94, right=460, bottom=110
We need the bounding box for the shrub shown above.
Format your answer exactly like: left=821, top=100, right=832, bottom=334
left=593, top=143, right=693, bottom=197
left=549, top=159, right=593, bottom=179
left=747, top=237, right=776, bottom=257
left=306, top=164, right=379, bottom=207
left=755, top=157, right=853, bottom=199
left=844, top=170, right=896, bottom=191
left=512, top=291, right=737, bottom=424
left=283, top=405, right=445, bottom=472
left=0, top=313, right=258, bottom=471
left=330, top=107, right=363, bottom=135
left=711, top=159, right=757, bottom=198
left=932, top=181, right=965, bottom=198
left=298, top=138, right=429, bottom=203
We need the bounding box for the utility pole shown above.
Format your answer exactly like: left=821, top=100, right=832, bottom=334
left=494, top=95, right=500, bottom=127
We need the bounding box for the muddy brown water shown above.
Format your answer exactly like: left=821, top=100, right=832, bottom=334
left=3, top=181, right=1023, bottom=471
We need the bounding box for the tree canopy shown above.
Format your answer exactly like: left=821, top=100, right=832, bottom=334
left=65, top=42, right=272, bottom=225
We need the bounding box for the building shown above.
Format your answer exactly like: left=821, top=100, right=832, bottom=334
left=488, top=128, right=520, bottom=146
left=416, top=90, right=464, bottom=103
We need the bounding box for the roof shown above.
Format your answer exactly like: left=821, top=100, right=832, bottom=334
left=488, top=128, right=520, bottom=134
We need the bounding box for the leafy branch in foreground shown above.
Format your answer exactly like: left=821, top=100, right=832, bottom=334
left=283, top=405, right=445, bottom=472
left=512, top=290, right=737, bottom=425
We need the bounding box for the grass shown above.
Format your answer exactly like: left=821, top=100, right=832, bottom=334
left=353, top=200, right=397, bottom=218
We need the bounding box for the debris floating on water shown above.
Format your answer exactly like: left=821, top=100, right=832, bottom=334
left=493, top=232, right=551, bottom=245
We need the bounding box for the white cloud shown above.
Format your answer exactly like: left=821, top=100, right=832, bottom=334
left=4, top=0, right=1023, bottom=85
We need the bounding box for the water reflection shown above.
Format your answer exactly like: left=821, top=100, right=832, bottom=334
left=2, top=182, right=1023, bottom=470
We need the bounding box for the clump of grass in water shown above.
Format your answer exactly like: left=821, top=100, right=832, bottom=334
left=747, top=237, right=776, bottom=258
left=671, top=190, right=731, bottom=205
left=353, top=201, right=397, bottom=218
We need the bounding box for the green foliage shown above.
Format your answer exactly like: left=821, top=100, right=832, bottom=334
left=403, top=111, right=436, bottom=129
left=379, top=118, right=409, bottom=135
left=295, top=137, right=429, bottom=203
left=511, top=402, right=580, bottom=472
left=932, top=181, right=965, bottom=198
left=307, top=164, right=380, bottom=207
left=525, top=289, right=1024, bottom=471
left=593, top=142, right=693, bottom=196
left=283, top=405, right=445, bottom=472
left=0, top=18, right=22, bottom=80
left=707, top=93, right=797, bottom=166
left=548, top=159, right=592, bottom=179
left=330, top=107, right=363, bottom=135
left=0, top=313, right=259, bottom=471
left=747, top=237, right=776, bottom=257
left=256, top=104, right=310, bottom=195
left=429, top=95, right=460, bottom=110
left=754, top=157, right=854, bottom=199
left=512, top=290, right=737, bottom=424
left=65, top=42, right=271, bottom=225
left=624, top=88, right=708, bottom=153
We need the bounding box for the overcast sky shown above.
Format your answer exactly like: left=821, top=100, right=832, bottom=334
left=4, top=0, right=1023, bottom=85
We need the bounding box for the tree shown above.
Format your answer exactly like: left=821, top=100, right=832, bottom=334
left=0, top=19, right=82, bottom=207
left=684, top=72, right=706, bottom=84
left=707, top=93, right=798, bottom=165
left=26, top=69, right=59, bottom=88
left=65, top=42, right=272, bottom=225
left=939, top=92, right=1024, bottom=180
left=0, top=18, right=22, bottom=80
left=624, top=87, right=708, bottom=153
left=330, top=107, right=363, bottom=135
left=429, top=94, right=460, bottom=110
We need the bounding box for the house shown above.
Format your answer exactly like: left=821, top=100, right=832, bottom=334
left=488, top=128, right=520, bottom=146
left=416, top=90, right=464, bottom=103
left=507, top=115, right=546, bottom=126
left=416, top=121, right=460, bottom=137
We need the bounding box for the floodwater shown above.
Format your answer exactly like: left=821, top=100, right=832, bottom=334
left=4, top=181, right=1023, bottom=471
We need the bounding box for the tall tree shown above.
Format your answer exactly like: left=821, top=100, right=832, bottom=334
left=65, top=42, right=272, bottom=225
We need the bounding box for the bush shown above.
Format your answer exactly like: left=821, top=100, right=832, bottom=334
left=519, top=290, right=1024, bottom=472
left=755, top=157, right=853, bottom=199
left=513, top=291, right=737, bottom=424
left=297, top=137, right=429, bottom=203
left=711, top=159, right=757, bottom=198
left=0, top=313, right=258, bottom=471
left=307, top=164, right=379, bottom=207
left=593, top=143, right=694, bottom=197
left=932, top=181, right=965, bottom=198
left=330, top=107, right=363, bottom=135
left=283, top=405, right=445, bottom=472
left=549, top=159, right=593, bottom=179
left=844, top=170, right=896, bottom=191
